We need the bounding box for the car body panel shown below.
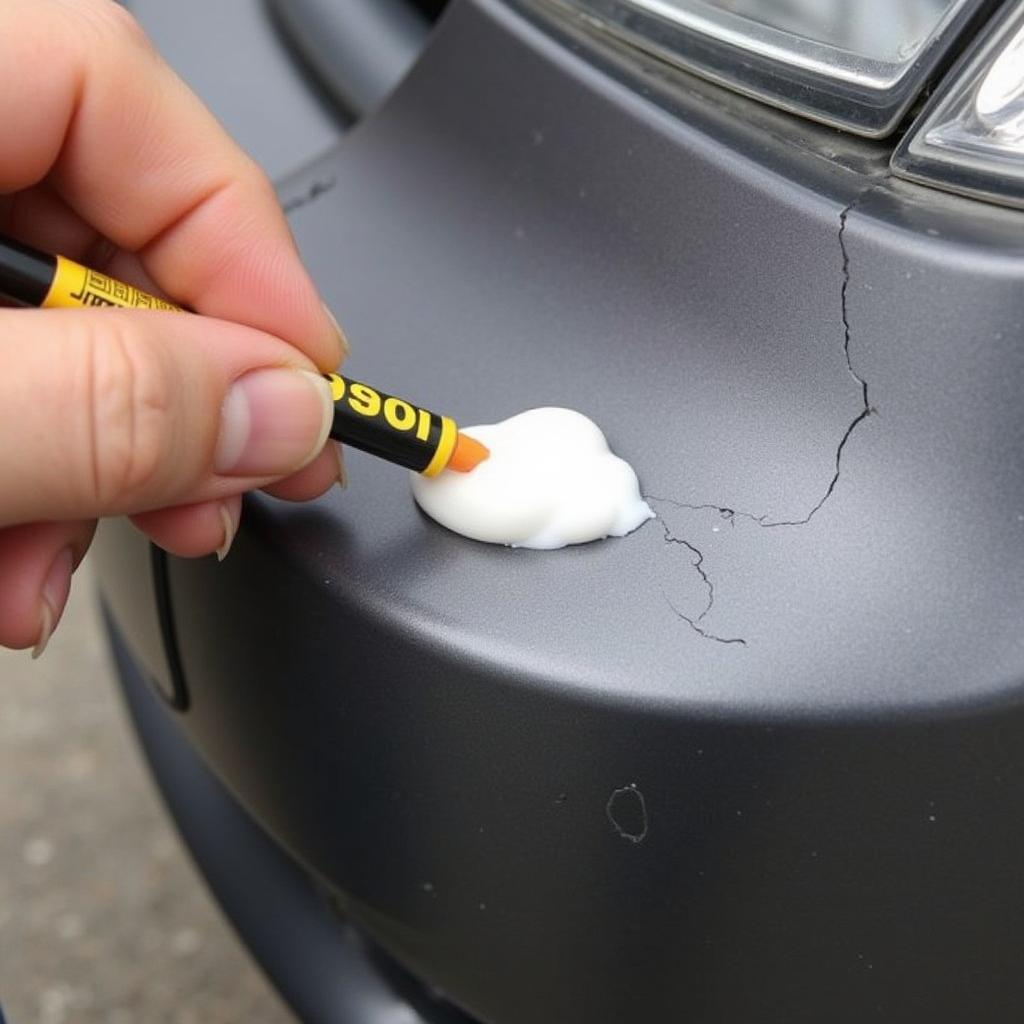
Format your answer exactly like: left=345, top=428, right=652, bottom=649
left=125, top=0, right=344, bottom=178
left=95, top=1, right=1024, bottom=1021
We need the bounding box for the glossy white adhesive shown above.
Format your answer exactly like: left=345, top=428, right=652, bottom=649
left=411, top=407, right=655, bottom=549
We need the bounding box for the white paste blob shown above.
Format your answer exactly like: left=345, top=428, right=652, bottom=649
left=410, top=407, right=655, bottom=549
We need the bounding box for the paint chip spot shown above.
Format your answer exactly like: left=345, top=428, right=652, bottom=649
left=606, top=784, right=648, bottom=844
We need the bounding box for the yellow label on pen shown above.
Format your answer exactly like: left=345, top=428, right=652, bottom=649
left=43, top=255, right=180, bottom=311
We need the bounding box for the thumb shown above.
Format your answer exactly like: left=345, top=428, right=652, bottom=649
left=0, top=308, right=334, bottom=527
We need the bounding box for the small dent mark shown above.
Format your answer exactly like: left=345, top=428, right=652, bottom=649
left=606, top=784, right=649, bottom=844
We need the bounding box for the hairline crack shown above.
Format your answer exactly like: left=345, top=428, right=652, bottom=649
left=647, top=181, right=886, bottom=643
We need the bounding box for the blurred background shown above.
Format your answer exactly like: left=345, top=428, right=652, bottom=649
left=0, top=565, right=293, bottom=1024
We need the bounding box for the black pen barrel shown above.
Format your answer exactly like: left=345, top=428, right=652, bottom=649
left=0, top=234, right=57, bottom=307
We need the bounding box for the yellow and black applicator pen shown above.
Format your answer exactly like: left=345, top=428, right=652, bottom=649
left=0, top=233, right=489, bottom=477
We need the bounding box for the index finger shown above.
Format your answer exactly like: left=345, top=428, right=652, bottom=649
left=0, top=0, right=343, bottom=370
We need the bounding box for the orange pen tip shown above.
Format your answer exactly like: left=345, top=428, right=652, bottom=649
left=448, top=432, right=490, bottom=473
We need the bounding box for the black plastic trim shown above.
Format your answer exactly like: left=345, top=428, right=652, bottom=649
left=149, top=546, right=189, bottom=710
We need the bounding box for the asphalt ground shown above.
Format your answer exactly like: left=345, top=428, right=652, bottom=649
left=0, top=562, right=294, bottom=1024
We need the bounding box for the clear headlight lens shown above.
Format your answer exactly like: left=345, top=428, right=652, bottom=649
left=892, top=3, right=1024, bottom=209
left=545, top=0, right=988, bottom=136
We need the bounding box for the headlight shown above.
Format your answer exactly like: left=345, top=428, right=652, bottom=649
left=543, top=0, right=990, bottom=136
left=892, top=3, right=1024, bottom=209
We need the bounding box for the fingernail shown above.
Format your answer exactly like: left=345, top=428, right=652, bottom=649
left=333, top=442, right=347, bottom=490
left=215, top=369, right=333, bottom=476
left=216, top=501, right=240, bottom=562
left=32, top=547, right=73, bottom=659
left=323, top=304, right=350, bottom=362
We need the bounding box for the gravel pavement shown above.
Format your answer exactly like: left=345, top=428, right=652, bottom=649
left=0, top=562, right=294, bottom=1024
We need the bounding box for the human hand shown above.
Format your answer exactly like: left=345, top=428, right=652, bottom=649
left=0, top=0, right=346, bottom=655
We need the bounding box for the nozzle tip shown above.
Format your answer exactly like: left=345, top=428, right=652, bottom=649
left=448, top=433, right=490, bottom=473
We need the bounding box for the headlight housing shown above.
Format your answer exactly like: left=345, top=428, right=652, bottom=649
left=543, top=0, right=990, bottom=137
left=892, top=3, right=1024, bottom=210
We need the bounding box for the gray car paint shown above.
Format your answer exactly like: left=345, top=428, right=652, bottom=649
left=125, top=0, right=344, bottom=178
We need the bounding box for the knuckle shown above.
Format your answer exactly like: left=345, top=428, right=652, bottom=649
left=64, top=0, right=152, bottom=54
left=224, top=171, right=274, bottom=230
left=246, top=163, right=279, bottom=207
left=104, top=3, right=152, bottom=51
left=221, top=165, right=278, bottom=231
left=79, top=321, right=176, bottom=508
